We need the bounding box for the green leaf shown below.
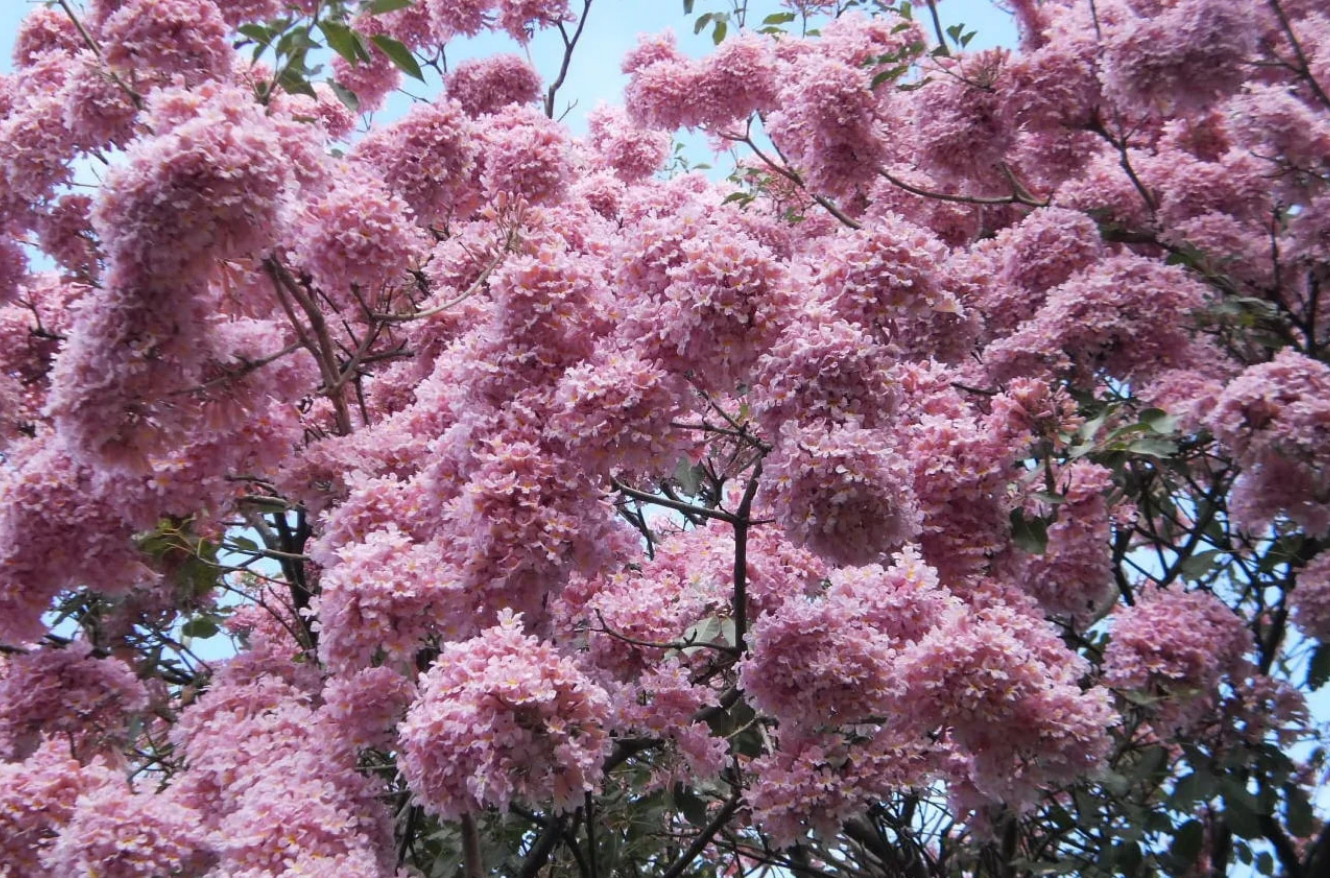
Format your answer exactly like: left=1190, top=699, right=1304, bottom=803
left=762, top=11, right=796, bottom=25
left=712, top=19, right=728, bottom=44
left=276, top=26, right=317, bottom=57
left=1130, top=745, right=1168, bottom=782
left=1178, top=549, right=1224, bottom=581
left=1140, top=407, right=1180, bottom=434
left=320, top=21, right=371, bottom=66
left=683, top=0, right=695, bottom=12
left=1126, top=435, right=1178, bottom=458
left=1175, top=771, right=1218, bottom=803
left=365, top=0, right=414, bottom=13
left=680, top=617, right=721, bottom=657
left=693, top=12, right=714, bottom=34
left=1116, top=841, right=1142, bottom=877
left=1286, top=783, right=1315, bottom=838
left=329, top=80, right=361, bottom=112
left=277, top=65, right=318, bottom=99
left=1010, top=509, right=1049, bottom=554
left=1221, top=778, right=1264, bottom=839
left=871, top=64, right=910, bottom=90
left=1169, top=821, right=1205, bottom=866
left=672, top=785, right=710, bottom=828
left=1308, top=643, right=1330, bottom=690
left=370, top=33, right=424, bottom=80
left=238, top=23, right=277, bottom=46
left=228, top=536, right=260, bottom=553
left=182, top=617, right=220, bottom=640
left=897, top=76, right=932, bottom=92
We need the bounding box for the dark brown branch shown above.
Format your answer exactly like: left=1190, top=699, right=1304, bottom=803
left=545, top=0, right=594, bottom=118
left=659, top=793, right=743, bottom=878
left=517, top=815, right=566, bottom=878
left=1267, top=0, right=1330, bottom=110
left=461, top=813, right=484, bottom=878
left=877, top=168, right=1045, bottom=208
left=732, top=463, right=763, bottom=653
left=612, top=479, right=742, bottom=525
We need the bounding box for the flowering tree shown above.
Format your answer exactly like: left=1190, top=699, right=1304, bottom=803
left=1, top=0, right=1328, bottom=875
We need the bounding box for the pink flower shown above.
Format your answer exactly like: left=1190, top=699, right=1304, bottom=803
left=1290, top=554, right=1330, bottom=641
left=765, top=420, right=920, bottom=566
left=1104, top=585, right=1253, bottom=735
left=478, top=105, right=573, bottom=205
left=44, top=785, right=209, bottom=878
left=101, top=0, right=233, bottom=83
left=1207, top=350, right=1330, bottom=535
left=291, top=171, right=429, bottom=305
left=354, top=98, right=483, bottom=224
left=399, top=611, right=612, bottom=818
left=585, top=104, right=670, bottom=181
left=0, top=642, right=148, bottom=761
left=446, top=55, right=542, bottom=116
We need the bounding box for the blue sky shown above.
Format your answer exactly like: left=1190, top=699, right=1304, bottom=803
left=0, top=0, right=1017, bottom=136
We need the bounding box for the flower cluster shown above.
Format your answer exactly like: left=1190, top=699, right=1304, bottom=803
left=399, top=612, right=612, bottom=818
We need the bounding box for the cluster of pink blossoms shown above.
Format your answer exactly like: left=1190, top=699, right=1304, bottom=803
left=0, top=0, right=1328, bottom=871
left=399, top=611, right=612, bottom=819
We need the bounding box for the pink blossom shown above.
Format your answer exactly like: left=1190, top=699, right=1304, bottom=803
left=616, top=662, right=727, bottom=778
left=354, top=98, right=482, bottom=224
left=101, top=0, right=233, bottom=82
left=0, top=439, right=154, bottom=646
left=1290, top=554, right=1330, bottom=641
left=816, top=213, right=958, bottom=339
left=0, top=234, right=27, bottom=304
left=215, top=0, right=282, bottom=27
left=12, top=7, right=83, bottom=66
left=331, top=51, right=401, bottom=114
left=43, top=785, right=209, bottom=878
left=496, top=0, right=572, bottom=42
left=751, top=315, right=898, bottom=432
left=316, top=527, right=469, bottom=672
left=425, top=0, right=493, bottom=40
left=93, top=85, right=289, bottom=288
left=548, top=346, right=688, bottom=477
left=741, top=591, right=898, bottom=731
left=445, top=54, right=542, bottom=116
left=0, top=739, right=116, bottom=876
left=765, top=51, right=885, bottom=197
left=1014, top=461, right=1118, bottom=620
left=913, top=52, right=1013, bottom=184
left=619, top=218, right=791, bottom=392
left=765, top=420, right=920, bottom=566
left=291, top=172, right=430, bottom=304
left=1104, top=585, right=1253, bottom=735
left=60, top=54, right=138, bottom=150
left=746, top=729, right=932, bottom=846
left=985, top=254, right=1209, bottom=385
left=1207, top=350, right=1330, bottom=535
left=0, top=642, right=148, bottom=761
left=585, top=103, right=670, bottom=181
left=478, top=105, right=573, bottom=204
left=399, top=611, right=612, bottom=818
left=1101, top=0, right=1257, bottom=113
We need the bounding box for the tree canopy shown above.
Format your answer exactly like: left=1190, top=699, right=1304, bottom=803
left=0, top=1, right=1328, bottom=877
